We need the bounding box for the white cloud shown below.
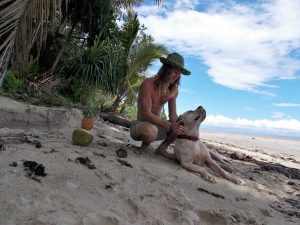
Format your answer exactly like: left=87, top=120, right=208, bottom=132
left=136, top=0, right=300, bottom=94
left=272, top=102, right=300, bottom=107
left=271, top=112, right=285, bottom=119
left=174, top=0, right=201, bottom=10
left=204, top=114, right=300, bottom=136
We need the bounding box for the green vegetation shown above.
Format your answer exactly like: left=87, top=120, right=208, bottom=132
left=161, top=107, right=168, bottom=120
left=122, top=105, right=138, bottom=120
left=2, top=71, right=25, bottom=94
left=0, top=0, right=167, bottom=120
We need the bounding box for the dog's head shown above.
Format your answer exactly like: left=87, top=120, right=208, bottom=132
left=177, top=106, right=206, bottom=132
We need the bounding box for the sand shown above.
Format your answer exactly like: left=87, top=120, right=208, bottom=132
left=0, top=96, right=299, bottom=225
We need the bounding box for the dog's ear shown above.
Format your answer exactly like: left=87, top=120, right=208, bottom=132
left=177, top=116, right=184, bottom=126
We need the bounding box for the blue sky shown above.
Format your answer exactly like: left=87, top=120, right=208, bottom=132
left=135, top=0, right=300, bottom=138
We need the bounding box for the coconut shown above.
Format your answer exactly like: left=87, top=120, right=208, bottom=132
left=72, top=128, right=93, bottom=147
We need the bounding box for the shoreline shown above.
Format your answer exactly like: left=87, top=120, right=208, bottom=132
left=202, top=127, right=300, bottom=142
left=201, top=129, right=300, bottom=161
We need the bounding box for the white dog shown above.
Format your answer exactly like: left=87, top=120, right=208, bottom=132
left=159, top=106, right=244, bottom=184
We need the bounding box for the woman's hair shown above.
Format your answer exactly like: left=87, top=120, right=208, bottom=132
left=154, top=64, right=180, bottom=94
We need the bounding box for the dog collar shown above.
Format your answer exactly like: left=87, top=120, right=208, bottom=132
left=177, top=135, right=199, bottom=141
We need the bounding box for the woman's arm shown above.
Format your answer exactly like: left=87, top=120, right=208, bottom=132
left=168, top=89, right=179, bottom=123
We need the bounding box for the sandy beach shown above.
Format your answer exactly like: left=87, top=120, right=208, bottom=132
left=0, top=96, right=299, bottom=225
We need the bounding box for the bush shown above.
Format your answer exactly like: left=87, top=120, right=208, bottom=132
left=2, top=71, right=25, bottom=94
left=121, top=105, right=137, bottom=120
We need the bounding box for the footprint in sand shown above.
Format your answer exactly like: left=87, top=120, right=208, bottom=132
left=155, top=193, right=195, bottom=223
left=197, top=210, right=260, bottom=225
left=158, top=206, right=182, bottom=223
left=124, top=198, right=144, bottom=219
left=196, top=210, right=228, bottom=225
left=259, top=208, right=272, bottom=217
left=83, top=212, right=120, bottom=225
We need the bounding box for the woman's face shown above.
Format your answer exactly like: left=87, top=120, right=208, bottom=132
left=169, top=68, right=181, bottom=83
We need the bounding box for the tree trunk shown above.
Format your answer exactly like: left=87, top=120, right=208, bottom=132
left=119, top=104, right=126, bottom=114
left=98, top=112, right=132, bottom=128
left=119, top=98, right=128, bottom=114
left=111, top=95, right=122, bottom=112
left=51, top=25, right=75, bottom=72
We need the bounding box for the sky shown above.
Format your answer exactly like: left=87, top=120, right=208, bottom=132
left=135, top=0, right=300, bottom=139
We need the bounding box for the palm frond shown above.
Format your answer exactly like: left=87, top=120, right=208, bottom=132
left=112, top=0, right=143, bottom=8
left=119, top=10, right=139, bottom=53
left=127, top=44, right=168, bottom=80
left=118, top=44, right=168, bottom=107
left=0, top=0, right=68, bottom=86
left=60, top=37, right=125, bottom=95
left=0, top=0, right=28, bottom=85
left=112, top=0, right=163, bottom=7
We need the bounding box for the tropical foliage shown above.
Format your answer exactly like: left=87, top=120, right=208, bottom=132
left=2, top=70, right=25, bottom=94
left=0, top=0, right=167, bottom=118
left=0, top=0, right=69, bottom=85
left=110, top=11, right=168, bottom=112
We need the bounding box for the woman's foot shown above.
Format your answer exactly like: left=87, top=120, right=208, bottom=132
left=140, top=142, right=150, bottom=152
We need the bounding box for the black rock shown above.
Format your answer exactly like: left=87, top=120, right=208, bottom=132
left=34, top=164, right=46, bottom=176
left=32, top=140, right=42, bottom=148
left=105, top=184, right=113, bottom=189
left=117, top=159, right=133, bottom=168
left=23, top=161, right=47, bottom=177
left=116, top=148, right=128, bottom=158
left=23, top=161, right=38, bottom=169
left=76, top=157, right=96, bottom=169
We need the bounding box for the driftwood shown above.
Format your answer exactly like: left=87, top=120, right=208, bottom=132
left=197, top=187, right=225, bottom=199
left=98, top=112, right=132, bottom=128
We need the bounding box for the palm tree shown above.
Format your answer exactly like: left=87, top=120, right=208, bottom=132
left=0, top=0, right=163, bottom=87
left=59, top=36, right=125, bottom=104
left=58, top=10, right=167, bottom=107
left=110, top=11, right=168, bottom=112
left=0, top=0, right=61, bottom=85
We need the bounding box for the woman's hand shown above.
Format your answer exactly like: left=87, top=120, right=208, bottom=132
left=170, top=123, right=184, bottom=135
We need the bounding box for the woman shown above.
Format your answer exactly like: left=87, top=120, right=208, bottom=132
left=130, top=52, right=191, bottom=159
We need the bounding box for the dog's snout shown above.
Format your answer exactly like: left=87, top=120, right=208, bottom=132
left=197, top=106, right=206, bottom=113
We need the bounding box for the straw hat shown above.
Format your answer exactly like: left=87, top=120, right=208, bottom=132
left=160, top=52, right=191, bottom=75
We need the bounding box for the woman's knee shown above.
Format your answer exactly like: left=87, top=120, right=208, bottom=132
left=140, top=124, right=158, bottom=142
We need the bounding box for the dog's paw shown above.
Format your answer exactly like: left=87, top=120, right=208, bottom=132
left=204, top=174, right=216, bottom=183
left=232, top=177, right=246, bottom=185
left=238, top=179, right=246, bottom=186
